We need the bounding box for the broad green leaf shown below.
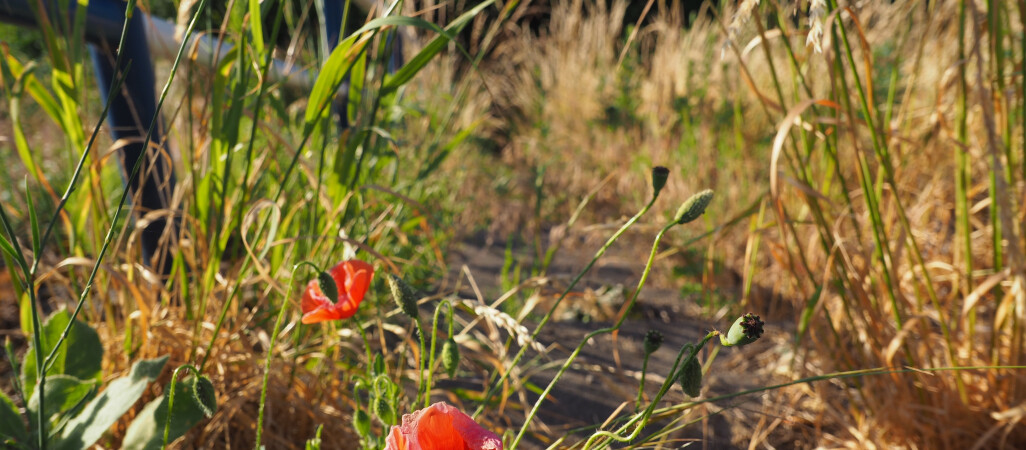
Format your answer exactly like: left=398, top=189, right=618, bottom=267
left=21, top=309, right=103, bottom=401
left=0, top=390, right=28, bottom=445
left=121, top=375, right=210, bottom=450
left=304, top=34, right=367, bottom=129
left=55, top=355, right=169, bottom=450
left=27, top=375, right=96, bottom=436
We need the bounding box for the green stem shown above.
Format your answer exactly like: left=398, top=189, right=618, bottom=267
left=584, top=332, right=718, bottom=449
left=163, top=364, right=201, bottom=449
left=425, top=300, right=454, bottom=408
left=474, top=192, right=660, bottom=419
left=510, top=222, right=676, bottom=448
left=635, top=353, right=651, bottom=411
left=254, top=264, right=311, bottom=448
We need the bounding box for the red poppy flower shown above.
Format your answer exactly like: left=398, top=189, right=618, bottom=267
left=385, top=402, right=503, bottom=450
left=300, top=260, right=374, bottom=324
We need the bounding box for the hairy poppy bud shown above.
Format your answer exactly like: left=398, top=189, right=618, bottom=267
left=643, top=330, right=663, bottom=355
left=652, top=166, right=670, bottom=195
left=191, top=375, right=217, bottom=418
left=679, top=357, right=703, bottom=397
left=674, top=189, right=714, bottom=224
left=719, top=313, right=764, bottom=347
left=317, top=271, right=339, bottom=303
left=353, top=409, right=372, bottom=437
left=442, top=337, right=460, bottom=377
left=374, top=396, right=395, bottom=425
left=387, top=275, right=419, bottom=319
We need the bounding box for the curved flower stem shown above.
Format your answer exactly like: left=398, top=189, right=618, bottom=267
left=425, top=300, right=454, bottom=408
left=163, top=364, right=202, bottom=449
left=474, top=194, right=661, bottom=419
left=635, top=353, right=651, bottom=411
left=510, top=221, right=676, bottom=448
left=255, top=262, right=315, bottom=449
left=583, top=332, right=718, bottom=450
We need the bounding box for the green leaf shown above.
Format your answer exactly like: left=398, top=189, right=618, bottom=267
left=55, top=355, right=169, bottom=450
left=190, top=375, right=217, bottom=418
left=121, top=375, right=209, bottom=450
left=21, top=309, right=103, bottom=400
left=27, top=374, right=96, bottom=434
left=0, top=390, right=28, bottom=445
left=304, top=34, right=367, bottom=129
left=376, top=4, right=494, bottom=94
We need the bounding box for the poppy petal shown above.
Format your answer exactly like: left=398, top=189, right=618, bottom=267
left=301, top=280, right=330, bottom=314
left=301, top=305, right=342, bottom=324
left=385, top=402, right=502, bottom=450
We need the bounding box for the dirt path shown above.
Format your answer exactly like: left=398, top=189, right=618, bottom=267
left=445, top=237, right=771, bottom=448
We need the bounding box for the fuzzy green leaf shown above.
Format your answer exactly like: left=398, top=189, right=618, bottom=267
left=121, top=374, right=209, bottom=450
left=0, top=391, right=28, bottom=445
left=21, top=309, right=103, bottom=401
left=54, top=355, right=169, bottom=450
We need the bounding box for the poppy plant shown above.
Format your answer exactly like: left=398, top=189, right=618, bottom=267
left=385, top=402, right=503, bottom=450
left=300, top=260, right=374, bottom=324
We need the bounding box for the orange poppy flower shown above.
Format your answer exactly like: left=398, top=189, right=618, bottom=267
left=300, top=260, right=374, bottom=324
left=385, top=402, right=503, bottom=450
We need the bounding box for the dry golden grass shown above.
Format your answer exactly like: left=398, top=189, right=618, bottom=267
left=435, top=0, right=1026, bottom=447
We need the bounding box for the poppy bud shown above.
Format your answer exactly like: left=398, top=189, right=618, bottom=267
left=719, top=313, right=764, bottom=347
left=674, top=189, right=714, bottom=224
left=643, top=330, right=663, bottom=355
left=317, top=271, right=339, bottom=303
left=372, top=353, right=387, bottom=376
left=442, top=337, right=460, bottom=377
left=374, top=396, right=396, bottom=425
left=678, top=357, right=703, bottom=397
left=387, top=275, right=419, bottom=319
left=353, top=409, right=372, bottom=437
left=190, top=374, right=218, bottom=418
left=652, top=166, right=670, bottom=195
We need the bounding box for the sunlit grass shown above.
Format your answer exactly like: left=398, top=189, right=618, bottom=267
left=3, top=0, right=1026, bottom=448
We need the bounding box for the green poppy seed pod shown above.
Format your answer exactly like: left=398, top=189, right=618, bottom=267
left=190, top=375, right=218, bottom=418
left=442, top=337, right=460, bottom=377
left=674, top=189, right=714, bottom=224
left=387, top=274, right=419, bottom=319
left=317, top=271, right=339, bottom=303
left=678, top=357, right=703, bottom=397
left=719, top=313, right=765, bottom=347
left=643, top=330, right=663, bottom=355
left=353, top=409, right=372, bottom=437
left=651, top=166, right=670, bottom=196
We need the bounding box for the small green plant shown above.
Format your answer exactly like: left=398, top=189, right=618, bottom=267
left=0, top=309, right=213, bottom=450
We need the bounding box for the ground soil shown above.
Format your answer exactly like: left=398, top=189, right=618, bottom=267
left=445, top=233, right=778, bottom=449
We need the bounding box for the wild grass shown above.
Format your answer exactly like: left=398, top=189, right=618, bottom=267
left=447, top=0, right=1026, bottom=447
